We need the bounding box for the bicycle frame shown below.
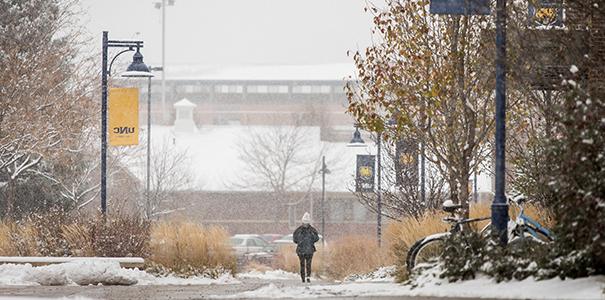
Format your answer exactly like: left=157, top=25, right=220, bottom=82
left=512, top=201, right=554, bottom=242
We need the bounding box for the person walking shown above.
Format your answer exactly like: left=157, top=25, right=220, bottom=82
left=293, top=212, right=319, bottom=283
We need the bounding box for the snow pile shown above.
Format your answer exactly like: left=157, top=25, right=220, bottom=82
left=343, top=265, right=396, bottom=282
left=0, top=260, right=136, bottom=286
left=238, top=269, right=301, bottom=280
left=0, top=260, right=239, bottom=286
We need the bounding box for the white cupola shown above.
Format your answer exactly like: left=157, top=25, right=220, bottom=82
left=173, top=98, right=198, bottom=133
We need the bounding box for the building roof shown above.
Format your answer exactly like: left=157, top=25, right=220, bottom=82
left=126, top=125, right=371, bottom=192
left=173, top=98, right=197, bottom=107
left=165, top=63, right=357, bottom=81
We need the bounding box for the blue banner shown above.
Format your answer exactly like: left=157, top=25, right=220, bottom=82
left=395, top=139, right=418, bottom=187
left=430, top=0, right=491, bottom=15
left=356, top=155, right=375, bottom=193
left=528, top=0, right=563, bottom=27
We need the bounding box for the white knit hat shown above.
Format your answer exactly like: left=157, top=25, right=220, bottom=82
left=301, top=212, right=311, bottom=224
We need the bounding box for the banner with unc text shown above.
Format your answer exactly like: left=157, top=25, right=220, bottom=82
left=109, top=87, right=139, bottom=146
left=356, top=155, right=375, bottom=193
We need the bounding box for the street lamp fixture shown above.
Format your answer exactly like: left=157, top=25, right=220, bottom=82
left=348, top=126, right=366, bottom=147
left=122, top=49, right=154, bottom=78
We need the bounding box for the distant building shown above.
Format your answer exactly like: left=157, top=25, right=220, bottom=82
left=135, top=64, right=358, bottom=142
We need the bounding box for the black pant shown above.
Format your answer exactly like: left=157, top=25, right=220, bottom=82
left=298, top=253, right=313, bottom=281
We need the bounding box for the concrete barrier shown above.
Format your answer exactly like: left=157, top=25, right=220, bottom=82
left=0, top=256, right=145, bottom=268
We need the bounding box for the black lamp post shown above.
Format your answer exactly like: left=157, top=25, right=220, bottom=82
left=101, top=31, right=153, bottom=216
left=319, top=156, right=330, bottom=246
left=492, top=0, right=509, bottom=246
left=347, top=125, right=382, bottom=247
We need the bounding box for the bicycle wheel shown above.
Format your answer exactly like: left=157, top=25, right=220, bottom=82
left=406, top=233, right=449, bottom=272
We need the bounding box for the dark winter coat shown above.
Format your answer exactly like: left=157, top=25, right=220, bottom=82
left=293, top=224, right=319, bottom=255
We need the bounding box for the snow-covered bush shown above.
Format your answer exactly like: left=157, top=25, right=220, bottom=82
left=539, top=87, right=605, bottom=277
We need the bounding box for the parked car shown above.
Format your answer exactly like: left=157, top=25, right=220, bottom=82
left=230, top=234, right=276, bottom=257
left=258, top=234, right=283, bottom=244
left=272, top=233, right=323, bottom=246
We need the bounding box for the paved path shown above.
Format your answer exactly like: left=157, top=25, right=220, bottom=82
left=0, top=278, right=507, bottom=300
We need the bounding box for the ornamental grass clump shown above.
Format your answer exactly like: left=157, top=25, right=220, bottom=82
left=148, top=221, right=236, bottom=277
left=325, top=235, right=393, bottom=280
left=0, top=211, right=151, bottom=258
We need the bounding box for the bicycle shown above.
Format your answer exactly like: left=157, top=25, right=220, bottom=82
left=405, top=200, right=490, bottom=272
left=406, top=195, right=554, bottom=272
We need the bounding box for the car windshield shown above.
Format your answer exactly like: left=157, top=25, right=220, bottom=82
left=253, top=238, right=268, bottom=246
left=230, top=238, right=244, bottom=246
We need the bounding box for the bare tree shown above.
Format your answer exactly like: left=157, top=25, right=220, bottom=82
left=234, top=124, right=328, bottom=223
left=124, top=136, right=194, bottom=219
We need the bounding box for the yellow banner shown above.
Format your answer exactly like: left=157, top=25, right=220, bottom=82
left=109, top=87, right=139, bottom=146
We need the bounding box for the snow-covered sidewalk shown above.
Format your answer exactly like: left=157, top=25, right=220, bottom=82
left=214, top=275, right=605, bottom=299
left=0, top=262, right=603, bottom=299
left=237, top=269, right=303, bottom=281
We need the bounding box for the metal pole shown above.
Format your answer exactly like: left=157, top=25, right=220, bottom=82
left=321, top=156, right=326, bottom=246
left=101, top=31, right=108, bottom=215
left=474, top=168, right=478, bottom=202
left=491, top=0, right=509, bottom=246
left=147, top=76, right=152, bottom=218
left=376, top=133, right=382, bottom=247
left=161, top=0, right=168, bottom=124
left=420, top=141, right=426, bottom=204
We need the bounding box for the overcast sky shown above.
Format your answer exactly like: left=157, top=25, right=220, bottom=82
left=80, top=0, right=378, bottom=67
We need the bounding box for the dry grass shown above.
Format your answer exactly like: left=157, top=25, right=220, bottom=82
left=243, top=261, right=274, bottom=273
left=0, top=222, right=45, bottom=256
left=273, top=244, right=326, bottom=276
left=148, top=221, right=236, bottom=276
left=272, top=235, right=391, bottom=280
left=325, top=235, right=393, bottom=280
left=60, top=223, right=94, bottom=257
left=0, top=213, right=150, bottom=257
left=0, top=214, right=236, bottom=277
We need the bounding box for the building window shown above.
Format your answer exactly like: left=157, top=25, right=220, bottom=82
left=268, top=85, right=289, bottom=93
left=215, top=85, right=243, bottom=94
left=293, top=85, right=312, bottom=94
left=247, top=85, right=268, bottom=93
left=247, top=85, right=289, bottom=94
left=292, top=85, right=331, bottom=94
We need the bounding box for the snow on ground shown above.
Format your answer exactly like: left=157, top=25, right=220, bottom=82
left=0, top=261, right=239, bottom=286
left=237, top=269, right=301, bottom=280
left=343, top=265, right=396, bottom=283
left=215, top=276, right=605, bottom=299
